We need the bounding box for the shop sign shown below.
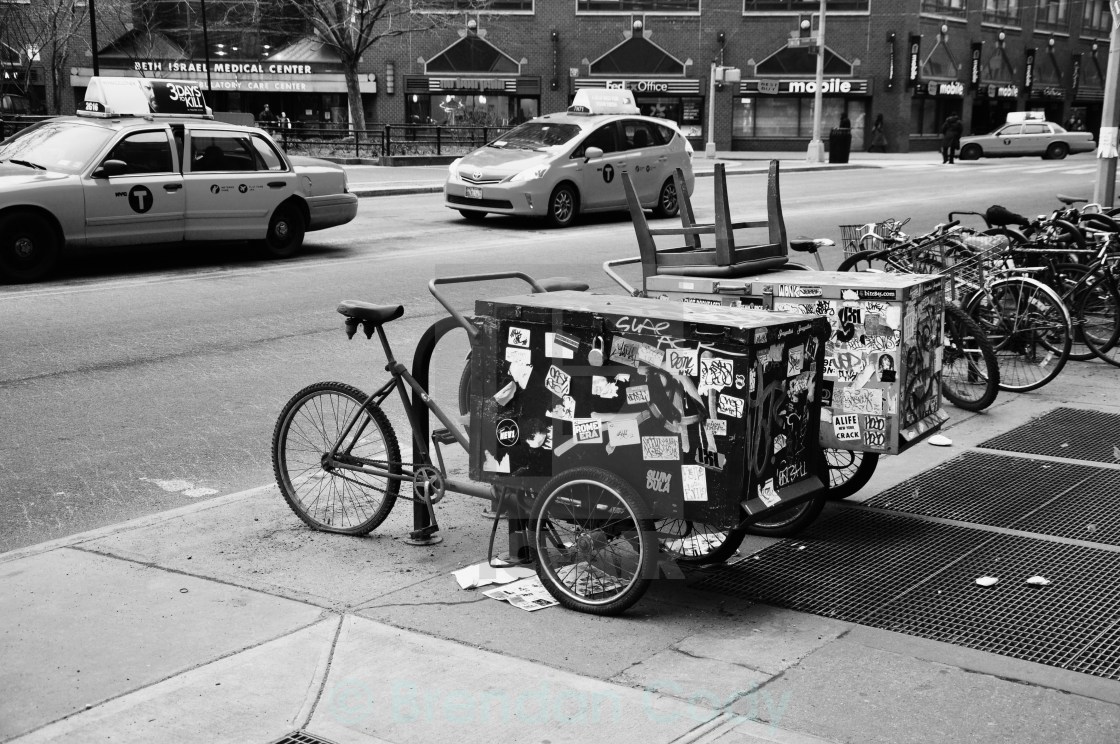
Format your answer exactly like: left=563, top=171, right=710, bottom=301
left=907, top=34, right=922, bottom=88
left=986, top=83, right=1020, bottom=98
left=927, top=80, right=964, bottom=96
left=442, top=77, right=507, bottom=91
left=133, top=60, right=319, bottom=75
left=606, top=79, right=671, bottom=93
left=970, top=42, right=983, bottom=90
left=739, top=78, right=870, bottom=95
left=758, top=80, right=779, bottom=94
left=574, top=78, right=701, bottom=94
left=1023, top=48, right=1036, bottom=95
left=1035, top=86, right=1066, bottom=99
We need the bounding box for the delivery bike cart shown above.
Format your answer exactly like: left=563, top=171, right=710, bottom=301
left=272, top=272, right=831, bottom=615
left=605, top=162, right=949, bottom=515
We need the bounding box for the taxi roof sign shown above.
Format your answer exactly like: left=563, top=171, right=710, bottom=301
left=78, top=76, right=212, bottom=119
left=567, top=88, right=640, bottom=115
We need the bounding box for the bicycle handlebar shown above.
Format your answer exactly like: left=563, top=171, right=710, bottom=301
left=602, top=256, right=643, bottom=296
left=428, top=272, right=546, bottom=340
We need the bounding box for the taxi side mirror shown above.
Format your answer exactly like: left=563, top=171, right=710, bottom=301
left=93, top=159, right=128, bottom=178
left=583, top=146, right=603, bottom=162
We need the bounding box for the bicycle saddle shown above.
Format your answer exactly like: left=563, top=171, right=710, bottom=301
left=790, top=238, right=834, bottom=253
left=985, top=204, right=1029, bottom=227
left=1056, top=194, right=1088, bottom=206
left=336, top=301, right=404, bottom=325
left=535, top=276, right=590, bottom=292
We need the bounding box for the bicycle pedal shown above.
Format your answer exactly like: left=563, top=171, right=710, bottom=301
left=431, top=428, right=457, bottom=445
left=409, top=524, right=440, bottom=541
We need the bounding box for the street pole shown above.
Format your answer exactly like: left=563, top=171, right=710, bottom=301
left=1093, top=8, right=1120, bottom=207
left=806, top=0, right=827, bottom=162
left=200, top=0, right=213, bottom=93
left=705, top=61, right=717, bottom=158
left=88, top=0, right=99, bottom=76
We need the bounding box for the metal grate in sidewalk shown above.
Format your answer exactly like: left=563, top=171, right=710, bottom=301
left=268, top=731, right=339, bottom=744
left=979, top=407, right=1120, bottom=464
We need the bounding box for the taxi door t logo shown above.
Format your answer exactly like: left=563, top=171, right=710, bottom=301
left=602, top=164, right=615, bottom=183
left=128, top=185, right=153, bottom=213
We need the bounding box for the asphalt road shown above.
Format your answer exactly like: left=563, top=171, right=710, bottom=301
left=0, top=158, right=1103, bottom=551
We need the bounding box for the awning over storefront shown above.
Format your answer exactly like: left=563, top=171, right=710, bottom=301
left=588, top=34, right=686, bottom=76
left=753, top=44, right=853, bottom=76
left=425, top=34, right=521, bottom=74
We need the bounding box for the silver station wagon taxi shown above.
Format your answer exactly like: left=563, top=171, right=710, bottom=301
left=444, top=89, right=695, bottom=228
left=0, top=76, right=357, bottom=282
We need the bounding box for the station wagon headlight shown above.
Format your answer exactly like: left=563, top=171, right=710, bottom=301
left=510, top=165, right=548, bottom=182
left=448, top=157, right=463, bottom=182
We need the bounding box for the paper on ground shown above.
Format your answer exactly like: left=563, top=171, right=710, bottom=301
left=452, top=561, right=536, bottom=590
left=482, top=576, right=558, bottom=611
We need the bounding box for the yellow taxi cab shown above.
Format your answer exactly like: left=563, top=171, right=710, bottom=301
left=444, top=89, right=695, bottom=228
left=0, top=76, right=357, bottom=282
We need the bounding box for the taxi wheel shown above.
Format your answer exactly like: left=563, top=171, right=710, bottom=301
left=546, top=184, right=578, bottom=228
left=0, top=212, right=60, bottom=283
left=959, top=144, right=982, bottom=161
left=652, top=178, right=680, bottom=219
left=262, top=205, right=305, bottom=259
left=1044, top=142, right=1069, bottom=160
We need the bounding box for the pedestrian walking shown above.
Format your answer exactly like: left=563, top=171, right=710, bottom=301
left=868, top=114, right=887, bottom=152
left=277, top=111, right=292, bottom=149
left=258, top=103, right=278, bottom=131
left=941, top=113, right=963, bottom=164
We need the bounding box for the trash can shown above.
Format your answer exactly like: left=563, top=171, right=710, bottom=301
left=828, top=127, right=852, bottom=164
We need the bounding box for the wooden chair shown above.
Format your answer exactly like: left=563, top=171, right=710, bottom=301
left=622, top=160, right=790, bottom=279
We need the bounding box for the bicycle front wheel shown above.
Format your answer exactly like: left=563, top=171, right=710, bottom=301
left=272, top=381, right=401, bottom=535
left=941, top=302, right=1000, bottom=411
left=532, top=467, right=656, bottom=615
left=964, top=277, right=1071, bottom=392
left=1080, top=270, right=1120, bottom=367
left=1049, top=263, right=1120, bottom=361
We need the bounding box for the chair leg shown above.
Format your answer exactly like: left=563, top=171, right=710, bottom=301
left=674, top=167, right=701, bottom=250
left=713, top=162, right=734, bottom=264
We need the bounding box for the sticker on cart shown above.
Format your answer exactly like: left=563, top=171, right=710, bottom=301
left=496, top=419, right=520, bottom=447
left=754, top=327, right=768, bottom=344
left=694, top=448, right=726, bottom=471
left=740, top=297, right=766, bottom=310
left=507, top=326, right=531, bottom=348
left=544, top=332, right=577, bottom=359
left=607, top=418, right=641, bottom=448
left=546, top=394, right=576, bottom=421
left=609, top=336, right=641, bottom=366
left=787, top=344, right=805, bottom=377
left=699, top=357, right=734, bottom=394
left=544, top=364, right=571, bottom=398
left=666, top=347, right=699, bottom=376
left=757, top=477, right=781, bottom=508
left=822, top=356, right=838, bottom=379
left=636, top=344, right=664, bottom=366
left=681, top=465, right=708, bottom=502
left=626, top=384, right=651, bottom=404
left=861, top=300, right=890, bottom=316
left=840, top=387, right=884, bottom=415
left=805, top=335, right=819, bottom=360
left=777, top=284, right=823, bottom=298
left=526, top=423, right=550, bottom=449
left=573, top=418, right=603, bottom=444
left=642, top=436, right=680, bottom=461
left=734, top=374, right=746, bottom=390
left=646, top=469, right=673, bottom=494
left=717, top=393, right=745, bottom=418
left=904, top=310, right=917, bottom=343
left=833, top=414, right=862, bottom=441
left=482, top=450, right=511, bottom=473
left=591, top=375, right=619, bottom=398
left=705, top=419, right=728, bottom=437
left=505, top=346, right=532, bottom=365
left=509, top=362, right=533, bottom=389
left=773, top=432, right=788, bottom=454
left=841, top=289, right=860, bottom=302
left=864, top=416, right=888, bottom=449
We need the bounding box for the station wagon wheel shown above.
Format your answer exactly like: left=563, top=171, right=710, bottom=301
left=1045, top=142, right=1069, bottom=160
left=261, top=203, right=305, bottom=259
left=0, top=212, right=60, bottom=283
left=546, top=183, right=578, bottom=228
left=959, top=143, right=982, bottom=161
left=652, top=177, right=680, bottom=219
left=459, top=210, right=487, bottom=222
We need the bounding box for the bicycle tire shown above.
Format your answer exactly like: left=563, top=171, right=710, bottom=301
left=963, top=276, right=1071, bottom=392
left=272, top=381, right=401, bottom=535
left=532, top=467, right=656, bottom=615
left=822, top=449, right=880, bottom=499
left=1079, top=270, right=1120, bottom=367
left=1049, top=263, right=1120, bottom=361
left=838, top=249, right=893, bottom=273
left=655, top=519, right=747, bottom=565
left=457, top=357, right=472, bottom=416
left=940, top=302, right=1000, bottom=411
left=743, top=494, right=827, bottom=536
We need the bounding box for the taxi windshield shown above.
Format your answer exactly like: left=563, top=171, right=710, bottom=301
left=490, top=121, right=581, bottom=151
left=0, top=120, right=116, bottom=174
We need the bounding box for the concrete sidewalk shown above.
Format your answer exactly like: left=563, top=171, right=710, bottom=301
left=3, top=351, right=1120, bottom=743
left=341, top=149, right=940, bottom=198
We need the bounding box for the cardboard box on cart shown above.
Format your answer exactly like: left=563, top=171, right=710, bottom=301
left=645, top=271, right=948, bottom=455
left=468, top=291, right=831, bottom=527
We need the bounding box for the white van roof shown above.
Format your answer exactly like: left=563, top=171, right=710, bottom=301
left=78, top=76, right=213, bottom=119
left=567, top=88, right=640, bottom=115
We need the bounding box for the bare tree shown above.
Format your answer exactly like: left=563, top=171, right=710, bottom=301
left=281, top=1, right=486, bottom=139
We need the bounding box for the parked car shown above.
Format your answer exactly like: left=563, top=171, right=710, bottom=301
left=0, top=76, right=358, bottom=283
left=958, top=117, right=1094, bottom=161
left=444, top=88, right=695, bottom=228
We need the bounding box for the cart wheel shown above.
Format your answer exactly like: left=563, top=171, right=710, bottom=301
left=824, top=449, right=880, bottom=500
left=532, top=467, right=656, bottom=615
left=655, top=519, right=747, bottom=565
left=742, top=494, right=827, bottom=537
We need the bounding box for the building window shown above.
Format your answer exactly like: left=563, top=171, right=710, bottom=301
left=1082, top=0, right=1111, bottom=34
left=434, top=0, right=533, bottom=9
left=1035, top=0, right=1068, bottom=31
left=743, top=1, right=869, bottom=12
left=578, top=1, right=698, bottom=11
left=920, top=0, right=967, bottom=19
left=734, top=96, right=867, bottom=144
left=983, top=0, right=1020, bottom=26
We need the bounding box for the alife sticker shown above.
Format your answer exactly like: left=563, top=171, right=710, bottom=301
left=833, top=414, right=861, bottom=441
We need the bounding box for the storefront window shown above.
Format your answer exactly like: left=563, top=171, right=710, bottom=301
left=983, top=0, right=1020, bottom=26
left=407, top=94, right=537, bottom=127
left=734, top=97, right=867, bottom=146
left=910, top=97, right=962, bottom=136
left=636, top=96, right=703, bottom=137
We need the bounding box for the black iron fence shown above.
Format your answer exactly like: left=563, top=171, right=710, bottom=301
left=0, top=114, right=51, bottom=140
